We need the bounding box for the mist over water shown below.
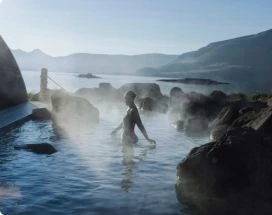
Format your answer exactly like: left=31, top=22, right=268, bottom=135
left=0, top=71, right=212, bottom=214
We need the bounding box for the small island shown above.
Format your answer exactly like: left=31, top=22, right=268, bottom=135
left=157, top=78, right=230, bottom=85
left=77, top=73, right=101, bottom=79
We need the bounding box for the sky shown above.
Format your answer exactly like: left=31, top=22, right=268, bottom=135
left=0, top=0, right=271, bottom=56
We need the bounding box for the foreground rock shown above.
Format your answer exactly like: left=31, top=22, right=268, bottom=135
left=211, top=104, right=270, bottom=141
left=176, top=126, right=272, bottom=214
left=14, top=143, right=57, bottom=155
left=32, top=108, right=52, bottom=120
left=51, top=91, right=99, bottom=128
left=184, top=117, right=209, bottom=136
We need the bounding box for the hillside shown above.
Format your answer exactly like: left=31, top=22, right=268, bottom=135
left=11, top=49, right=177, bottom=75
left=138, top=29, right=272, bottom=92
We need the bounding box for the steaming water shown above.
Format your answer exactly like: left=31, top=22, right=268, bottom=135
left=0, top=71, right=212, bottom=215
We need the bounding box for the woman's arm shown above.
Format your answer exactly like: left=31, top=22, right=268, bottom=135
left=134, top=109, right=156, bottom=144
left=111, top=122, right=123, bottom=135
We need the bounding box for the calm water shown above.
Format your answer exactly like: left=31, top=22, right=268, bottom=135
left=0, top=71, right=212, bottom=215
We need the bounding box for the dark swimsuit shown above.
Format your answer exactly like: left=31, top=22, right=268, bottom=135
left=122, top=107, right=138, bottom=144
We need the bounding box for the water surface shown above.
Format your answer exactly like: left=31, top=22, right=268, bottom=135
left=0, top=71, right=211, bottom=214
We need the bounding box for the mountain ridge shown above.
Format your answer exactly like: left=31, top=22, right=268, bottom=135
left=11, top=48, right=178, bottom=74
left=137, top=28, right=272, bottom=92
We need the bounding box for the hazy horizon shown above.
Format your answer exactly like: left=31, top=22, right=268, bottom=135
left=1, top=0, right=272, bottom=56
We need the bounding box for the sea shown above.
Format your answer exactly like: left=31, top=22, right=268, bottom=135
left=0, top=71, right=227, bottom=215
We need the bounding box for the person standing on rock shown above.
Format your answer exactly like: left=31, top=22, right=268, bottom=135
left=111, top=91, right=156, bottom=144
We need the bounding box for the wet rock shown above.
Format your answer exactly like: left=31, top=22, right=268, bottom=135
left=0, top=36, right=27, bottom=110
left=169, top=87, right=185, bottom=109
left=14, top=143, right=57, bottom=155
left=211, top=105, right=240, bottom=128
left=209, top=90, right=227, bottom=104
left=183, top=92, right=223, bottom=121
left=210, top=124, right=228, bottom=141
left=139, top=97, right=154, bottom=111
left=172, top=120, right=184, bottom=132
left=246, top=107, right=272, bottom=134
left=118, top=83, right=163, bottom=100
left=176, top=127, right=272, bottom=214
left=211, top=103, right=270, bottom=141
left=51, top=91, right=99, bottom=127
left=138, top=96, right=168, bottom=113
left=170, top=87, right=184, bottom=97
left=184, top=117, right=209, bottom=136
left=32, top=108, right=52, bottom=120
left=76, top=83, right=119, bottom=103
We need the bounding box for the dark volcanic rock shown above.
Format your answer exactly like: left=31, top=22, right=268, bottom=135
left=118, top=83, right=163, bottom=100
left=32, top=108, right=52, bottom=120
left=211, top=104, right=271, bottom=141
left=169, top=87, right=185, bottom=109
left=173, top=120, right=184, bottom=132
left=183, top=92, right=224, bottom=120
left=51, top=91, right=99, bottom=127
left=184, top=117, right=209, bottom=136
left=209, top=90, right=227, bottom=104
left=14, top=143, right=57, bottom=155
left=76, top=83, right=119, bottom=103
left=176, top=126, right=272, bottom=215
left=0, top=36, right=27, bottom=109
left=139, top=97, right=154, bottom=111
left=176, top=127, right=272, bottom=214
left=211, top=105, right=241, bottom=128
left=138, top=96, right=168, bottom=113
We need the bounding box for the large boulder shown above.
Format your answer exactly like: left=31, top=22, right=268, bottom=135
left=211, top=104, right=271, bottom=141
left=76, top=83, right=119, bottom=103
left=138, top=96, right=168, bottom=113
left=169, top=87, right=184, bottom=105
left=0, top=36, right=27, bottom=109
left=176, top=127, right=272, bottom=214
left=184, top=116, right=209, bottom=136
left=138, top=97, right=154, bottom=111
left=209, top=90, right=227, bottom=104
left=183, top=92, right=224, bottom=121
left=118, top=83, right=163, bottom=100
left=51, top=91, right=99, bottom=128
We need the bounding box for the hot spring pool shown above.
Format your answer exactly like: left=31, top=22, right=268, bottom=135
left=0, top=110, right=209, bottom=215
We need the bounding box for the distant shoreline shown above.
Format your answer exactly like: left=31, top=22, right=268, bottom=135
left=157, top=78, right=230, bottom=86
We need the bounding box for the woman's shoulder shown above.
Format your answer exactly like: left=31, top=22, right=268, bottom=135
left=131, top=105, right=140, bottom=116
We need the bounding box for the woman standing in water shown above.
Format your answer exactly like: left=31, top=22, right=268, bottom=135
left=111, top=91, right=156, bottom=144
